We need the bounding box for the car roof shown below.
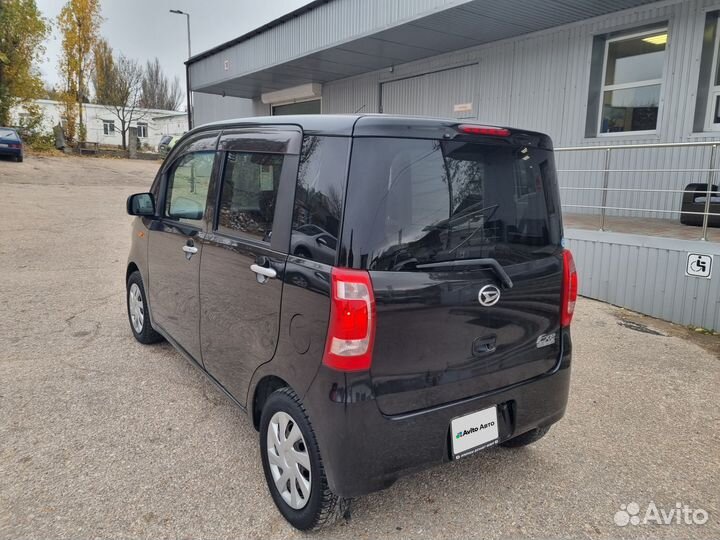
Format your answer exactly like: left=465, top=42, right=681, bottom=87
left=195, top=114, right=551, bottom=145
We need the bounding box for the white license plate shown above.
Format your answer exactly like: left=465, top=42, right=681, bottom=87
left=0, top=143, right=8, bottom=148
left=451, top=406, right=499, bottom=458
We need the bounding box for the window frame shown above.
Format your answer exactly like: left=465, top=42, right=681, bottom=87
left=136, top=122, right=148, bottom=138
left=103, top=120, right=115, bottom=136
left=705, top=18, right=720, bottom=131
left=597, top=27, right=668, bottom=137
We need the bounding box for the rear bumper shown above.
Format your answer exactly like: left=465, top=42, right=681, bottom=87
left=0, top=147, right=21, bottom=157
left=303, top=329, right=572, bottom=498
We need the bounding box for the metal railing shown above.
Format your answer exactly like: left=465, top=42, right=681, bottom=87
left=555, top=140, right=720, bottom=241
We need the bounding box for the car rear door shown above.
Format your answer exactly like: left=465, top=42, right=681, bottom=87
left=340, top=132, right=566, bottom=415
left=198, top=126, right=302, bottom=406
left=147, top=131, right=219, bottom=361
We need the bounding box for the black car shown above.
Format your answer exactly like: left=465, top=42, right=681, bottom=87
left=126, top=115, right=578, bottom=530
left=0, top=127, right=24, bottom=162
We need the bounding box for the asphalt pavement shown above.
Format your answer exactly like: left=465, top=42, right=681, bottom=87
left=1, top=155, right=718, bottom=539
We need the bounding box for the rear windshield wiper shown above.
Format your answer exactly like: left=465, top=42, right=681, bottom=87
left=424, top=204, right=500, bottom=231
left=415, top=258, right=513, bottom=289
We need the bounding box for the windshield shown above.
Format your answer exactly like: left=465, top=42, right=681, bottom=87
left=0, top=129, right=19, bottom=141
left=341, top=137, right=562, bottom=270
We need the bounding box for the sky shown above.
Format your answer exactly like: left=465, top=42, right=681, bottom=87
left=37, top=0, right=313, bottom=91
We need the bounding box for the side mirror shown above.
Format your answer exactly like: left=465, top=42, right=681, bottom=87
left=127, top=193, right=155, bottom=216
left=316, top=236, right=329, bottom=247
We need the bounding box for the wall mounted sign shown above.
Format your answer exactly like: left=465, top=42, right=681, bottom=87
left=686, top=253, right=713, bottom=279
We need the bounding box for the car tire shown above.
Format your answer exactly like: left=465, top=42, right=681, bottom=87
left=259, top=387, right=349, bottom=531
left=16, top=155, right=23, bottom=163
left=293, top=247, right=311, bottom=259
left=126, top=271, right=163, bottom=344
left=500, top=426, right=551, bottom=448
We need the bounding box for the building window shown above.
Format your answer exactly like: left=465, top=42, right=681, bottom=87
left=103, top=120, right=115, bottom=136
left=702, top=17, right=720, bottom=130
left=137, top=122, right=148, bottom=138
left=598, top=28, right=667, bottom=135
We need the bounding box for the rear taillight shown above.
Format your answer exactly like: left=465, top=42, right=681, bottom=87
left=323, top=268, right=376, bottom=372
left=9, top=144, right=21, bottom=149
left=458, top=124, right=511, bottom=137
left=560, top=249, right=578, bottom=327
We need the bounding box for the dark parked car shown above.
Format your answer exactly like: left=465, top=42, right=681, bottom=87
left=0, top=128, right=23, bottom=162
left=126, top=115, right=578, bottom=530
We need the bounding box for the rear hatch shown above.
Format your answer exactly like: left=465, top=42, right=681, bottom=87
left=340, top=127, right=565, bottom=415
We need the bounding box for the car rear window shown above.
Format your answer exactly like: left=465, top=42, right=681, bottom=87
left=340, top=137, right=562, bottom=270
left=0, top=129, right=19, bottom=141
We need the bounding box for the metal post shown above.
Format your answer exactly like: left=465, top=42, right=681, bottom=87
left=701, top=144, right=716, bottom=241
left=185, top=14, right=191, bottom=58
left=171, top=9, right=193, bottom=128
left=600, top=148, right=611, bottom=231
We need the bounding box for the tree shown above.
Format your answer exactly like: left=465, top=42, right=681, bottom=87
left=0, top=0, right=49, bottom=126
left=140, top=58, right=182, bottom=111
left=58, top=0, right=101, bottom=141
left=92, top=38, right=116, bottom=104
left=103, top=54, right=147, bottom=150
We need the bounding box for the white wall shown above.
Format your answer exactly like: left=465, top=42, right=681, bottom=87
left=12, top=99, right=188, bottom=149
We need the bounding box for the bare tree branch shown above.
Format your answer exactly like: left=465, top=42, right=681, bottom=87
left=140, top=58, right=183, bottom=111
left=102, top=54, right=146, bottom=150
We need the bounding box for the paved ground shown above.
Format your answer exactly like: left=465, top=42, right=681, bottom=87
left=565, top=213, right=720, bottom=243
left=1, top=155, right=719, bottom=539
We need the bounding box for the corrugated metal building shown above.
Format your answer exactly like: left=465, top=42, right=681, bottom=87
left=187, top=0, right=720, bottom=331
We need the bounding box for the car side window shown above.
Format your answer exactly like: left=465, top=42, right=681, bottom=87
left=216, top=151, right=284, bottom=241
left=165, top=151, right=214, bottom=225
left=291, top=136, right=349, bottom=264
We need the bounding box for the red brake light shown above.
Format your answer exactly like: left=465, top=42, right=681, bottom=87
left=458, top=125, right=510, bottom=137
left=560, top=249, right=578, bottom=327
left=323, top=268, right=376, bottom=372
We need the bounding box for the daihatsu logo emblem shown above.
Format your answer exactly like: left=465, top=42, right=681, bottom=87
left=478, top=284, right=501, bottom=307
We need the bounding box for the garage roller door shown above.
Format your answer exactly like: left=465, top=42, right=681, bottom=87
left=380, top=64, right=478, bottom=119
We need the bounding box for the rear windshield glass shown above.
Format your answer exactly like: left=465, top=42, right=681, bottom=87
left=0, top=129, right=19, bottom=141
left=341, top=137, right=562, bottom=270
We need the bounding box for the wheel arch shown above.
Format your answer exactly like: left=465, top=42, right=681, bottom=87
left=126, top=262, right=140, bottom=283
left=252, top=375, right=290, bottom=430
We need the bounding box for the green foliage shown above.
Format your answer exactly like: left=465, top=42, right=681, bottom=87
left=57, top=0, right=101, bottom=141
left=92, top=38, right=116, bottom=104
left=0, top=0, right=50, bottom=126
left=27, top=131, right=56, bottom=152
left=16, top=102, right=54, bottom=150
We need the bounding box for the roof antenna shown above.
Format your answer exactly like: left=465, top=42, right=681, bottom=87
left=354, top=104, right=366, bottom=113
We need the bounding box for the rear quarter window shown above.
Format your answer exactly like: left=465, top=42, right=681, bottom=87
left=290, top=136, right=350, bottom=265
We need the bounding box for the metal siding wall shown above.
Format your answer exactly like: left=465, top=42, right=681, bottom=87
left=184, top=0, right=720, bottom=333
left=193, top=93, right=267, bottom=127
left=322, top=72, right=381, bottom=114
left=320, top=0, right=720, bottom=220
left=566, top=230, right=720, bottom=331
left=189, top=0, right=472, bottom=89
left=380, top=64, right=478, bottom=117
